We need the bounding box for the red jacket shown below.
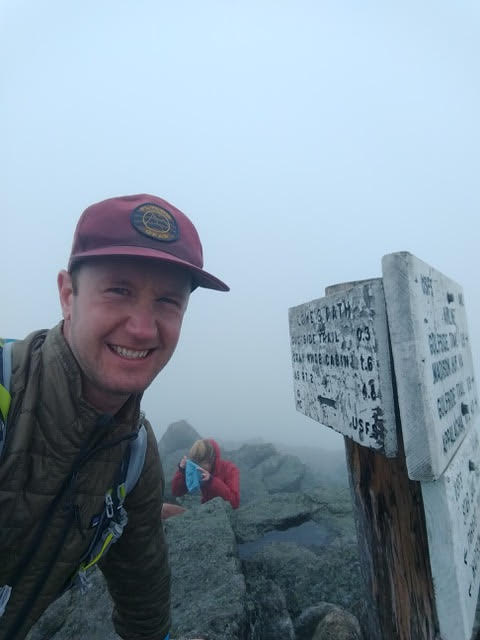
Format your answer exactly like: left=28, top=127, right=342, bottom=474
left=171, top=439, right=240, bottom=509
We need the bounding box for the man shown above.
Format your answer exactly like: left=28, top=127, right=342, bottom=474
left=0, top=194, right=229, bottom=640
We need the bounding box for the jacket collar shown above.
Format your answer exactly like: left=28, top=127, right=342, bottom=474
left=41, top=323, right=141, bottom=443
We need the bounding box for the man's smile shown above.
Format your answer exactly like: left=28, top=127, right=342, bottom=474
left=108, top=344, right=152, bottom=359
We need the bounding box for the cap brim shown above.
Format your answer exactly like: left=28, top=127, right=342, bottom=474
left=68, top=246, right=229, bottom=292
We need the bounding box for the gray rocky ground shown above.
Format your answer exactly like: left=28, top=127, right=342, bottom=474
left=29, top=492, right=364, bottom=640
left=29, top=419, right=480, bottom=639
left=165, top=499, right=247, bottom=640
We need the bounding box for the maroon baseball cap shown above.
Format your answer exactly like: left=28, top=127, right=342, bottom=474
left=68, top=194, right=229, bottom=291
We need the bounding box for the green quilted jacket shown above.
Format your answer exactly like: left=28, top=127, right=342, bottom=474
left=0, top=324, right=170, bottom=639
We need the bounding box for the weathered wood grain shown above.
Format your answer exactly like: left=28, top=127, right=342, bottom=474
left=345, top=434, right=438, bottom=640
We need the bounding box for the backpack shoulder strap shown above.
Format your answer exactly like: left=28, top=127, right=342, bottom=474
left=0, top=340, right=15, bottom=456
left=76, top=417, right=148, bottom=581
left=1, top=341, right=14, bottom=394
left=125, top=419, right=148, bottom=495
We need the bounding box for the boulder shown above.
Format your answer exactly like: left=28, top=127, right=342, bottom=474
left=257, top=453, right=306, bottom=493
left=158, top=420, right=201, bottom=457
left=234, top=466, right=270, bottom=505
left=245, top=575, right=295, bottom=640
left=306, top=487, right=357, bottom=543
left=241, top=541, right=367, bottom=626
left=165, top=498, right=247, bottom=640
left=312, top=607, right=363, bottom=640
left=276, top=443, right=349, bottom=489
left=161, top=448, right=189, bottom=503
left=294, top=603, right=362, bottom=640
left=294, top=603, right=342, bottom=640
left=26, top=569, right=118, bottom=640
left=225, top=444, right=306, bottom=503
left=232, top=490, right=356, bottom=547
left=232, top=492, right=317, bottom=543
left=226, top=443, right=277, bottom=469
left=225, top=444, right=276, bottom=504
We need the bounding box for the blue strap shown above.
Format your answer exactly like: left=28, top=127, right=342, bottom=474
left=124, top=422, right=147, bottom=494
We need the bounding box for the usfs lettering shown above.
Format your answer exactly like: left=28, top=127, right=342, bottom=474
left=349, top=416, right=371, bottom=439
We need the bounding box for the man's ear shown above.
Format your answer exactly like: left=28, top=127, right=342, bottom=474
left=58, top=270, right=74, bottom=321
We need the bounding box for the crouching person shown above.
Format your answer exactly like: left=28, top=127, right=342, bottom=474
left=171, top=439, right=240, bottom=509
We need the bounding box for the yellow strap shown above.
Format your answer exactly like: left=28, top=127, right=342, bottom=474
left=117, top=482, right=126, bottom=501
left=0, top=383, right=10, bottom=423
left=81, top=532, right=114, bottom=571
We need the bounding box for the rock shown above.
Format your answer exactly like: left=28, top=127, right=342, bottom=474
left=227, top=443, right=277, bottom=469
left=160, top=449, right=187, bottom=503
left=258, top=453, right=306, bottom=493
left=276, top=443, right=349, bottom=489
left=225, top=445, right=306, bottom=503
left=245, top=575, right=295, bottom=640
left=305, top=486, right=353, bottom=515
left=293, top=602, right=335, bottom=640
left=234, top=465, right=270, bottom=505
left=241, top=541, right=366, bottom=626
left=232, top=492, right=317, bottom=543
left=225, top=444, right=276, bottom=504
left=26, top=569, right=119, bottom=640
left=174, top=492, right=203, bottom=509
left=306, top=487, right=357, bottom=543
left=165, top=498, right=247, bottom=640
left=312, top=607, right=363, bottom=640
left=232, top=490, right=355, bottom=546
left=294, top=603, right=342, bottom=640
left=158, top=420, right=201, bottom=457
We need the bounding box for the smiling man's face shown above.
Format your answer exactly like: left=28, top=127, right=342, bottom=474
left=58, top=256, right=191, bottom=414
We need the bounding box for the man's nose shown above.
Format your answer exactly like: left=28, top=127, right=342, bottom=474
left=125, top=304, right=158, bottom=342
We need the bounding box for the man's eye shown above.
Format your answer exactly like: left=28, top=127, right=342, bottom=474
left=158, top=297, right=179, bottom=307
left=108, top=287, right=129, bottom=296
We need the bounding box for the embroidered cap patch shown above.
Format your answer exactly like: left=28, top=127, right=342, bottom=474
left=131, top=203, right=179, bottom=242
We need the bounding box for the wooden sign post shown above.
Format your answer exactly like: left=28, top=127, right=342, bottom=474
left=289, top=252, right=480, bottom=640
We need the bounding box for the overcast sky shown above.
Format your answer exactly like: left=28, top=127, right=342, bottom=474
left=1, top=1, right=479, bottom=449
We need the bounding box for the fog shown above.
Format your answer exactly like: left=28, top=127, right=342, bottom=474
left=1, top=1, right=479, bottom=449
